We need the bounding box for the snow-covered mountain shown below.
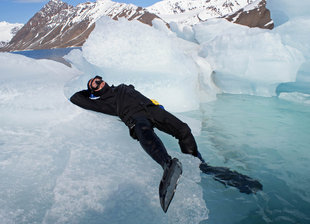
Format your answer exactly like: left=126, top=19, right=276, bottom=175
left=147, top=0, right=253, bottom=24
left=0, top=22, right=23, bottom=48
left=147, top=0, right=273, bottom=27
left=1, top=0, right=161, bottom=51
left=0, top=0, right=273, bottom=52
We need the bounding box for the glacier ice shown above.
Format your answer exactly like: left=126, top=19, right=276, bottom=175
left=79, top=17, right=216, bottom=112
left=193, top=19, right=305, bottom=97
left=273, top=17, right=310, bottom=98
left=0, top=52, right=208, bottom=223
left=77, top=15, right=309, bottom=102
left=267, top=0, right=310, bottom=26
left=275, top=17, right=310, bottom=59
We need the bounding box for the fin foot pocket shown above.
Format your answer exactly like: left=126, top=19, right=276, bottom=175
left=159, top=158, right=182, bottom=213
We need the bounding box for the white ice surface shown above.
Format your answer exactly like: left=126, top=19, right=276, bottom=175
left=267, top=0, right=310, bottom=26
left=193, top=18, right=305, bottom=97
left=0, top=53, right=208, bottom=223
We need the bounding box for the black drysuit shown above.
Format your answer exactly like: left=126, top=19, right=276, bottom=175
left=70, top=83, right=200, bottom=169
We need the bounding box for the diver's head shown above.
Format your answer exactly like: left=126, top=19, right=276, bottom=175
left=88, top=76, right=105, bottom=93
left=87, top=76, right=110, bottom=97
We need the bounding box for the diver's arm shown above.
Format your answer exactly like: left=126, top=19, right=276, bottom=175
left=70, top=90, right=104, bottom=113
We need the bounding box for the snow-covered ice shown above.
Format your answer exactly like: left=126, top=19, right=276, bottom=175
left=0, top=53, right=208, bottom=223
left=0, top=21, right=23, bottom=47
left=194, top=19, right=304, bottom=97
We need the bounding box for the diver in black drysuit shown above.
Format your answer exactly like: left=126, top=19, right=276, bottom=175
left=70, top=76, right=263, bottom=195
left=70, top=76, right=203, bottom=169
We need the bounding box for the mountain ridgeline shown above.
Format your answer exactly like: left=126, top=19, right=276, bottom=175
left=0, top=0, right=273, bottom=52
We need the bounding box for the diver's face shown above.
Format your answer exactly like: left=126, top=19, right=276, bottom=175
left=89, top=77, right=105, bottom=91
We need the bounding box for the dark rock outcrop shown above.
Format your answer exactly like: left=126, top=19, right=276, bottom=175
left=224, top=0, right=274, bottom=29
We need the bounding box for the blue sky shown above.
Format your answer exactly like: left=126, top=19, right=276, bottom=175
left=0, top=0, right=159, bottom=24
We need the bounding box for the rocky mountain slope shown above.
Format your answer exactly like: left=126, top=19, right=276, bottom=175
left=1, top=0, right=161, bottom=51
left=1, top=0, right=273, bottom=52
left=147, top=0, right=273, bottom=28
left=224, top=0, right=273, bottom=29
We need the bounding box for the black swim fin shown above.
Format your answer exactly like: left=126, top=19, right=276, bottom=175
left=199, top=162, right=263, bottom=194
left=159, top=158, right=183, bottom=213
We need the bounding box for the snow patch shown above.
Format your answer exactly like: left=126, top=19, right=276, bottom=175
left=0, top=21, right=23, bottom=45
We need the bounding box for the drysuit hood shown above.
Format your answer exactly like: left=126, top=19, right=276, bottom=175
left=92, top=82, right=112, bottom=97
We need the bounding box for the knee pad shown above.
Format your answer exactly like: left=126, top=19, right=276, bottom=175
left=133, top=118, right=154, bottom=141
left=135, top=118, right=152, bottom=132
